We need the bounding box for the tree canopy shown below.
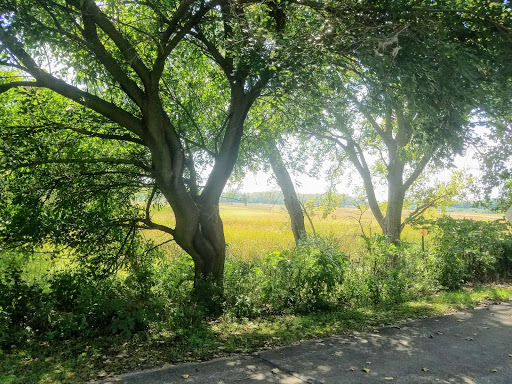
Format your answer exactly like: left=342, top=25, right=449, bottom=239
left=1, top=0, right=511, bottom=310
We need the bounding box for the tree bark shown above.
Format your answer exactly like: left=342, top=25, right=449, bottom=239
left=266, top=140, right=307, bottom=244
left=138, top=88, right=255, bottom=312
left=385, top=183, right=405, bottom=246
left=382, top=148, right=406, bottom=245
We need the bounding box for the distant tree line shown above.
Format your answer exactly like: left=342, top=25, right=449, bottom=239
left=219, top=191, right=498, bottom=214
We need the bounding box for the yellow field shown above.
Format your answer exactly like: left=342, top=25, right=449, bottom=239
left=143, top=203, right=504, bottom=260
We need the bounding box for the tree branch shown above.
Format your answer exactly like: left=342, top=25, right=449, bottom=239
left=145, top=185, right=158, bottom=221
left=140, top=218, right=175, bottom=235
left=158, top=0, right=196, bottom=46
left=0, top=81, right=43, bottom=93
left=184, top=143, right=200, bottom=197
left=9, top=157, right=152, bottom=172
left=346, top=140, right=386, bottom=229
left=369, top=144, right=388, bottom=168
left=0, top=60, right=28, bottom=71
left=249, top=69, right=274, bottom=99
left=183, top=138, right=217, bottom=158
left=79, top=7, right=145, bottom=106
left=80, top=0, right=151, bottom=86
left=114, top=218, right=175, bottom=236
left=192, top=29, right=234, bottom=81
left=0, top=27, right=144, bottom=136
left=403, top=151, right=433, bottom=191
left=143, top=238, right=176, bottom=256
left=350, top=93, right=395, bottom=150
left=153, top=2, right=216, bottom=81
left=308, top=129, right=385, bottom=229
left=64, top=126, right=145, bottom=145
left=402, top=191, right=453, bottom=229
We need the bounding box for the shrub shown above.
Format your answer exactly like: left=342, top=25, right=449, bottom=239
left=259, top=236, right=348, bottom=313
left=428, top=216, right=512, bottom=290
left=341, top=235, right=439, bottom=307
left=223, top=257, right=263, bottom=318
left=0, top=264, right=162, bottom=347
left=496, top=237, right=512, bottom=279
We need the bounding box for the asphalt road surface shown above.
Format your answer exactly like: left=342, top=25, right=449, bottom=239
left=104, top=301, right=512, bottom=383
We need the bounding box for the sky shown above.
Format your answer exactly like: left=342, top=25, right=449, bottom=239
left=239, top=145, right=483, bottom=197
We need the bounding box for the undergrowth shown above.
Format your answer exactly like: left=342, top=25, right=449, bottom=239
left=1, top=216, right=512, bottom=383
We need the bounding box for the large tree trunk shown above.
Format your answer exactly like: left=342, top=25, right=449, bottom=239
left=144, top=86, right=255, bottom=313
left=193, top=202, right=226, bottom=279
left=189, top=201, right=226, bottom=312
left=266, top=140, right=306, bottom=244
left=384, top=163, right=405, bottom=246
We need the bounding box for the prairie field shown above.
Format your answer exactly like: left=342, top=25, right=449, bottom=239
left=144, top=203, right=504, bottom=259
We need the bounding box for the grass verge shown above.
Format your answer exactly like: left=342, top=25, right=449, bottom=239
left=1, top=285, right=511, bottom=384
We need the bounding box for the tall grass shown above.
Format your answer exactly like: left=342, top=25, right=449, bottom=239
left=1, top=206, right=509, bottom=384
left=145, top=203, right=502, bottom=260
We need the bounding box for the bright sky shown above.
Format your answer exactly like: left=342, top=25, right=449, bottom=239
left=240, top=145, right=482, bottom=196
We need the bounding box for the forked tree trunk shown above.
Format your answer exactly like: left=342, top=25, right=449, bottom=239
left=144, top=87, right=256, bottom=313
left=330, top=105, right=434, bottom=250
left=0, top=2, right=270, bottom=316
left=266, top=141, right=306, bottom=244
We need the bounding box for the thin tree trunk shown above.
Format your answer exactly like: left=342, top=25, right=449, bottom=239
left=266, top=140, right=307, bottom=244
left=301, top=201, right=317, bottom=237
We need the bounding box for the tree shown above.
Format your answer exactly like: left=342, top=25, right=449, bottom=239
left=301, top=1, right=508, bottom=244
left=0, top=0, right=328, bottom=308
left=236, top=95, right=311, bottom=245
left=266, top=139, right=306, bottom=244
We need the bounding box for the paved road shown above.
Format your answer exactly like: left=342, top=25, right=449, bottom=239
left=104, top=301, right=512, bottom=383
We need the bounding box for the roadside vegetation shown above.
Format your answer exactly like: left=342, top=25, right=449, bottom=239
left=1, top=1, right=512, bottom=383
left=1, top=205, right=511, bottom=383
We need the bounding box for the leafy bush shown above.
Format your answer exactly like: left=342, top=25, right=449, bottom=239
left=341, top=235, right=439, bottom=307
left=223, top=257, right=264, bottom=318
left=0, top=265, right=161, bottom=347
left=0, top=264, right=52, bottom=344
left=428, top=216, right=512, bottom=290
left=497, top=237, right=512, bottom=279
left=222, top=236, right=349, bottom=316
left=259, top=236, right=348, bottom=313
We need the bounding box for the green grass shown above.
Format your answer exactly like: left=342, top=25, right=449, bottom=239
left=1, top=205, right=507, bottom=383
left=2, top=286, right=511, bottom=384
left=144, top=203, right=503, bottom=260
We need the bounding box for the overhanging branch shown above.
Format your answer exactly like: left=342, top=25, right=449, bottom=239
left=9, top=157, right=152, bottom=172
left=0, top=28, right=144, bottom=137
left=402, top=191, right=453, bottom=230
left=0, top=81, right=43, bottom=93
left=403, top=151, right=434, bottom=191
left=114, top=218, right=175, bottom=236
left=80, top=0, right=151, bottom=86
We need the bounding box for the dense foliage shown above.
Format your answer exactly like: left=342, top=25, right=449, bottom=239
left=0, top=2, right=512, bottom=381
left=2, top=217, right=511, bottom=350
left=428, top=216, right=512, bottom=289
